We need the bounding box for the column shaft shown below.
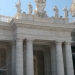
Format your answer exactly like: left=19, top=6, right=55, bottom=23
left=56, top=42, right=65, bottom=75
left=26, top=39, right=34, bottom=75
left=16, top=39, right=23, bottom=75
left=11, top=41, right=16, bottom=75
left=65, top=42, right=74, bottom=75
left=50, top=44, right=56, bottom=75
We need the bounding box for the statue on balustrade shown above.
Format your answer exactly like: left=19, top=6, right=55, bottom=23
left=28, top=2, right=33, bottom=14
left=63, top=6, right=69, bottom=18
left=53, top=6, right=59, bottom=18
left=16, top=0, right=21, bottom=13
left=34, top=0, right=47, bottom=17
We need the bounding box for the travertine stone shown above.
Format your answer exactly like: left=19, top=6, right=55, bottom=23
left=65, top=42, right=74, bottom=75
left=55, top=41, right=65, bottom=75
left=53, top=6, right=59, bottom=18
left=11, top=41, right=16, bottom=75
left=28, top=2, right=33, bottom=14
left=34, top=0, right=47, bottom=17
left=0, top=1, right=75, bottom=75
left=26, top=39, right=34, bottom=75
left=63, top=6, right=68, bottom=18
left=16, top=0, right=21, bottom=13
left=50, top=44, right=56, bottom=75
left=16, top=39, right=23, bottom=75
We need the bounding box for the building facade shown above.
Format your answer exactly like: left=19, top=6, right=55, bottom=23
left=0, top=0, right=75, bottom=75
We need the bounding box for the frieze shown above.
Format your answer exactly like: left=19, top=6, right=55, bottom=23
left=16, top=27, right=71, bottom=38
left=15, top=23, right=73, bottom=32
left=0, top=25, right=12, bottom=30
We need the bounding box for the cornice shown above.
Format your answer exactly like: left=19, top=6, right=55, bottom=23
left=0, top=18, right=74, bottom=32
left=0, top=25, right=12, bottom=30
left=0, top=21, right=13, bottom=30
left=10, top=19, right=75, bottom=32
left=0, top=21, right=10, bottom=26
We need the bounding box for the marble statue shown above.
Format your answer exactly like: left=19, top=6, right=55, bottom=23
left=28, top=2, right=33, bottom=14
left=63, top=6, right=68, bottom=18
left=53, top=6, right=59, bottom=18
left=16, top=0, right=21, bottom=13
left=34, top=0, right=47, bottom=17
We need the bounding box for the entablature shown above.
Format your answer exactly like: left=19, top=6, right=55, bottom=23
left=10, top=18, right=75, bottom=32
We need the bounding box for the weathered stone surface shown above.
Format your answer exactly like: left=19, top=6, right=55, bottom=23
left=0, top=1, right=75, bottom=75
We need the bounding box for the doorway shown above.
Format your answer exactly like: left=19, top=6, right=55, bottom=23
left=33, top=50, right=44, bottom=75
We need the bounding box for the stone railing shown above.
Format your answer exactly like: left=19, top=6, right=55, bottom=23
left=0, top=15, right=13, bottom=22
left=15, top=13, right=69, bottom=24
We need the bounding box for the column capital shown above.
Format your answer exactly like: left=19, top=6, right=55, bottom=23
left=16, top=38, right=24, bottom=42
left=26, top=38, right=34, bottom=42
left=65, top=41, right=72, bottom=45
left=55, top=41, right=63, bottom=45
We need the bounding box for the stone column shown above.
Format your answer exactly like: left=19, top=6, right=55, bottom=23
left=11, top=41, right=16, bottom=75
left=65, top=42, right=74, bottom=75
left=55, top=41, right=65, bottom=75
left=16, top=39, right=23, bottom=75
left=26, top=39, right=34, bottom=75
left=50, top=43, right=56, bottom=75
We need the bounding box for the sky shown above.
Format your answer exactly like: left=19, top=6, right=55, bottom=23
left=0, top=0, right=73, bottom=17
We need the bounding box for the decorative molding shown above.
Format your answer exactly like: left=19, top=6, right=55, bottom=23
left=10, top=19, right=75, bottom=32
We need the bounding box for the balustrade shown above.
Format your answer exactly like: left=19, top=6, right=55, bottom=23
left=0, top=15, right=13, bottom=22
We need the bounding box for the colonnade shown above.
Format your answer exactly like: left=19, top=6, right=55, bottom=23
left=11, top=38, right=74, bottom=75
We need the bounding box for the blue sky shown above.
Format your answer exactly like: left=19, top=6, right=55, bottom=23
left=0, top=0, right=73, bottom=17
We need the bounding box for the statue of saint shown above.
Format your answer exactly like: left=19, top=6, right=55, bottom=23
left=16, top=0, right=21, bottom=13
left=28, top=2, right=33, bottom=14
left=63, top=6, right=68, bottom=18
left=53, top=6, right=59, bottom=18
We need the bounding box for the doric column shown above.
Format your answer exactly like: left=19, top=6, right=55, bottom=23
left=65, top=42, right=74, bottom=75
left=50, top=43, right=56, bottom=75
left=16, top=39, right=23, bottom=75
left=55, top=41, right=65, bottom=75
left=26, top=39, right=34, bottom=75
left=11, top=41, right=16, bottom=75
